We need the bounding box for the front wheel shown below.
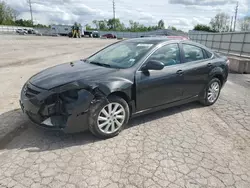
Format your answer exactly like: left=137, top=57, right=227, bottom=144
left=89, top=96, right=130, bottom=138
left=200, top=78, right=221, bottom=106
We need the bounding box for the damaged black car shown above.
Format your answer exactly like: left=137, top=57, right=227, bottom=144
left=20, top=37, right=228, bottom=138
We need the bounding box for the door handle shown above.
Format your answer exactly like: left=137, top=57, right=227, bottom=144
left=176, top=70, right=184, bottom=75
left=207, top=63, right=212, bottom=67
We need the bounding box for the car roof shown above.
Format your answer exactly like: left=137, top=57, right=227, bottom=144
left=124, top=37, right=186, bottom=45
left=124, top=37, right=211, bottom=52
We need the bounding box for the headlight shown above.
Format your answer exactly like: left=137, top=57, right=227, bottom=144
left=49, top=81, right=93, bottom=104
left=45, top=94, right=58, bottom=105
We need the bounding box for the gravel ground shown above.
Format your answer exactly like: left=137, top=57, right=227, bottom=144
left=0, top=35, right=250, bottom=188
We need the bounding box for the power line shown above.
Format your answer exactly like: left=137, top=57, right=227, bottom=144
left=28, top=0, right=33, bottom=26
left=233, top=1, right=238, bottom=32
left=113, top=0, right=116, bottom=30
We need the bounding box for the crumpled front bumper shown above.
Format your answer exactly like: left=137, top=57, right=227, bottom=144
left=20, top=82, right=95, bottom=133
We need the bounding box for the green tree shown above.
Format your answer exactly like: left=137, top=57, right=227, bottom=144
left=107, top=18, right=125, bottom=31
left=158, top=19, right=165, bottom=29
left=14, top=19, right=48, bottom=28
left=98, top=20, right=108, bottom=30
left=34, top=23, right=49, bottom=28
left=129, top=20, right=141, bottom=31
left=168, top=26, right=177, bottom=30
left=194, top=24, right=212, bottom=32
left=0, top=1, right=15, bottom=25
left=210, top=12, right=230, bottom=32
left=87, top=19, right=172, bottom=32
left=0, top=1, right=49, bottom=28
left=15, top=19, right=33, bottom=27
left=240, top=16, right=250, bottom=31
left=85, top=24, right=93, bottom=30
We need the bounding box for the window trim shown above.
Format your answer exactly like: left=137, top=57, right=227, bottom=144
left=180, top=43, right=215, bottom=63
left=202, top=49, right=208, bottom=59
left=205, top=50, right=213, bottom=59
left=137, top=42, right=182, bottom=71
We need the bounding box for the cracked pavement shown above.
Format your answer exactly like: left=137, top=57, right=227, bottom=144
left=0, top=35, right=250, bottom=188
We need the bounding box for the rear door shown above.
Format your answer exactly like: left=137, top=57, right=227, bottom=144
left=179, top=43, right=213, bottom=98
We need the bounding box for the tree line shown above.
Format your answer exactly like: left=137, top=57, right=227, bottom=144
left=85, top=18, right=178, bottom=32
left=193, top=12, right=250, bottom=32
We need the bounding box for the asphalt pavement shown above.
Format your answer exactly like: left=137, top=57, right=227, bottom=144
left=0, top=36, right=249, bottom=188
left=0, top=74, right=249, bottom=188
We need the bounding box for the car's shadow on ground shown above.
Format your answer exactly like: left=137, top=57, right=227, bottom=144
left=0, top=109, right=30, bottom=149
left=0, top=102, right=203, bottom=152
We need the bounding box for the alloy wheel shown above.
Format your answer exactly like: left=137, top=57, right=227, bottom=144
left=207, top=81, right=220, bottom=103
left=97, top=103, right=126, bottom=134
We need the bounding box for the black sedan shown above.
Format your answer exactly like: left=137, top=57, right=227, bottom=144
left=20, top=38, right=229, bottom=138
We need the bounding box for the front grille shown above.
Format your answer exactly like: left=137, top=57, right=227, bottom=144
left=24, top=84, right=41, bottom=98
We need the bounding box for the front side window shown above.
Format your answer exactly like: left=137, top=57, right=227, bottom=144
left=147, top=44, right=181, bottom=66
left=86, top=41, right=155, bottom=68
left=183, top=44, right=205, bottom=62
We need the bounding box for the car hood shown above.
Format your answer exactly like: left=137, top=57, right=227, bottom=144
left=29, top=61, right=117, bottom=89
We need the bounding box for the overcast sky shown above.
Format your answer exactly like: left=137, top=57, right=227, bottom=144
left=6, top=0, right=249, bottom=31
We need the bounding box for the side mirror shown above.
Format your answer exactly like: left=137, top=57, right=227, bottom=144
left=142, top=60, right=164, bottom=71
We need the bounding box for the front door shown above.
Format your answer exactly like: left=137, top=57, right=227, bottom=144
left=135, top=43, right=184, bottom=111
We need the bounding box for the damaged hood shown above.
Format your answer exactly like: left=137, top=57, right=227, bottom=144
left=29, top=61, right=117, bottom=89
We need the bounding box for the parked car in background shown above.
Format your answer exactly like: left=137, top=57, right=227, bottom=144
left=20, top=37, right=229, bottom=138
left=92, top=31, right=100, bottom=38
left=16, top=29, right=28, bottom=34
left=102, top=33, right=116, bottom=39
left=28, top=29, right=38, bottom=34
left=83, top=31, right=93, bottom=37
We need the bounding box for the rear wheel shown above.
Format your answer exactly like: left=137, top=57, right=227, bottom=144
left=200, top=78, right=221, bottom=106
left=89, top=96, right=129, bottom=138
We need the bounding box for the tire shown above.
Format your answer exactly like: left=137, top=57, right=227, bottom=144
left=200, top=78, right=221, bottom=106
left=89, top=96, right=130, bottom=139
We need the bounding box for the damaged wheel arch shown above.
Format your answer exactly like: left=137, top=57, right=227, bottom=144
left=42, top=78, right=134, bottom=133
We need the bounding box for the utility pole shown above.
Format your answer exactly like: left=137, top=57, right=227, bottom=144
left=233, top=1, right=238, bottom=32
left=230, top=16, right=233, bottom=32
left=28, top=0, right=33, bottom=26
left=113, top=0, right=116, bottom=30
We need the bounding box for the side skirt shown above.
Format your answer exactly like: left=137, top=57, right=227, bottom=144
left=131, top=96, right=199, bottom=118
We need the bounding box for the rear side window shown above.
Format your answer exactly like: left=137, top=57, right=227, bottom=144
left=205, top=50, right=213, bottom=58
left=183, top=44, right=205, bottom=62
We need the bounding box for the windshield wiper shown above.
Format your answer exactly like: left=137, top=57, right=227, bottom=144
left=89, top=61, right=111, bottom=68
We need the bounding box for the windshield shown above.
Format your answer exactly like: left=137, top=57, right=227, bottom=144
left=86, top=41, right=155, bottom=68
